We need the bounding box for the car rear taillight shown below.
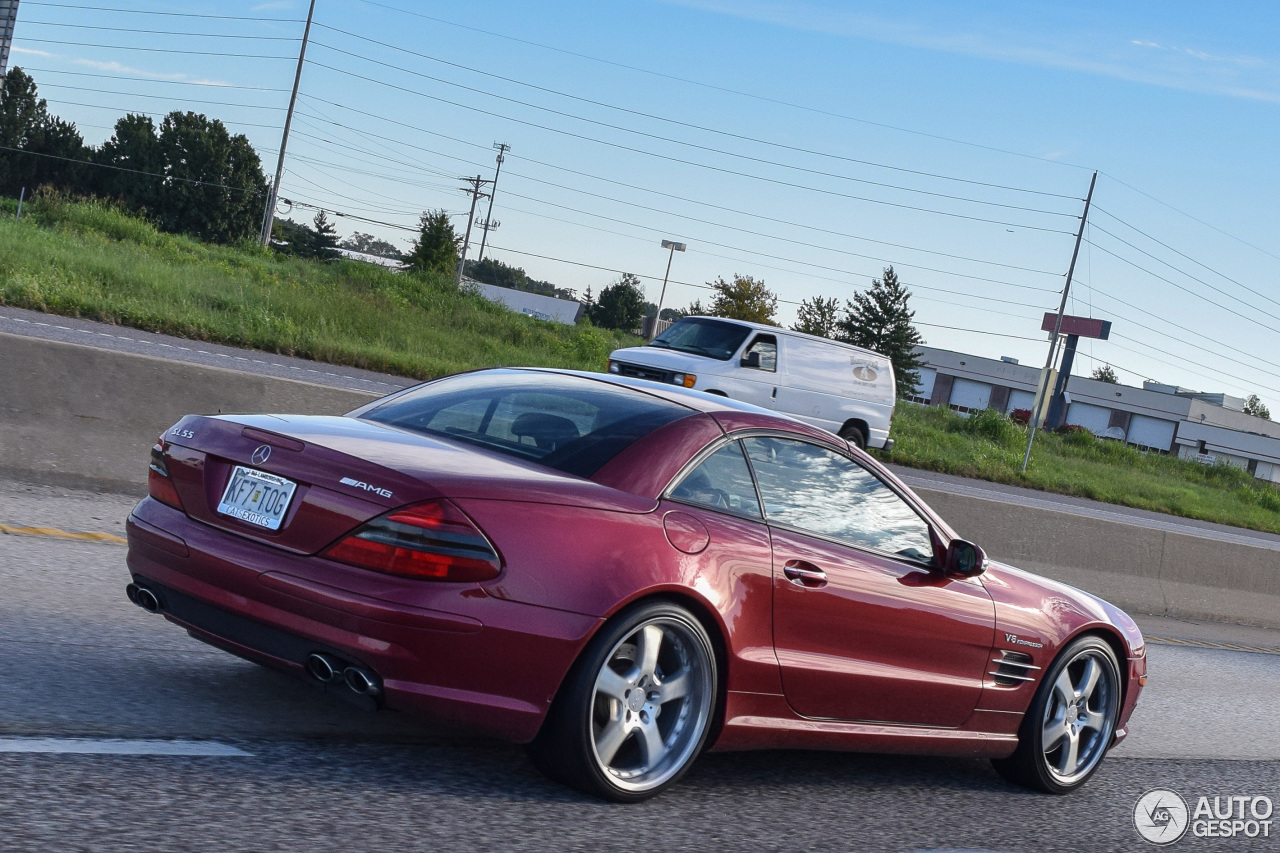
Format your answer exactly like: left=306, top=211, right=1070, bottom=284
left=322, top=499, right=502, bottom=582
left=148, top=440, right=184, bottom=511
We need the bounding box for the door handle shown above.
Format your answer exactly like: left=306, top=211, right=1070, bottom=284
left=771, top=387, right=777, bottom=399
left=783, top=560, right=827, bottom=587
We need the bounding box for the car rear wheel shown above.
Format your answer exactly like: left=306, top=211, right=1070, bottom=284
left=527, top=601, right=717, bottom=802
left=992, top=635, right=1121, bottom=794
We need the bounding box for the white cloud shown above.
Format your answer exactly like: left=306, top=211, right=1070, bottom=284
left=251, top=1, right=297, bottom=9
left=10, top=46, right=55, bottom=57
left=69, top=58, right=232, bottom=87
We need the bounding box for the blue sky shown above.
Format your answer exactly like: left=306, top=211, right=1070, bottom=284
left=10, top=0, right=1280, bottom=404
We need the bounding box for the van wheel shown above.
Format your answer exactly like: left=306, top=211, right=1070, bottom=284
left=839, top=424, right=866, bottom=450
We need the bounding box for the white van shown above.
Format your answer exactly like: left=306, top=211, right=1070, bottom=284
left=608, top=316, right=896, bottom=450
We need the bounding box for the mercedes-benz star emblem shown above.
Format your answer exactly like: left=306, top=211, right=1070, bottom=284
left=251, top=445, right=272, bottom=466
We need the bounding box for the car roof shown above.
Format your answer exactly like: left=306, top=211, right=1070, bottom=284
left=506, top=367, right=777, bottom=415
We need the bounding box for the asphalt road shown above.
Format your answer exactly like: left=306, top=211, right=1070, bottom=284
left=4, top=481, right=1280, bottom=852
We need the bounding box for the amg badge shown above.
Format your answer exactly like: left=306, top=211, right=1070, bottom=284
left=339, top=477, right=393, bottom=499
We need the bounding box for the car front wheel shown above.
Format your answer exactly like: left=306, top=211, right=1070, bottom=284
left=992, top=635, right=1122, bottom=794
left=527, top=601, right=717, bottom=802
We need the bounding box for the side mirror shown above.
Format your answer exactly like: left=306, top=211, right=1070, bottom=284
left=741, top=351, right=761, bottom=369
left=945, top=539, right=987, bottom=577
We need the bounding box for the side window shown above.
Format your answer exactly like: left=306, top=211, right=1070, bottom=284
left=669, top=441, right=763, bottom=519
left=741, top=336, right=777, bottom=372
left=742, top=437, right=934, bottom=562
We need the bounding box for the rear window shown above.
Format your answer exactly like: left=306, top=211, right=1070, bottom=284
left=361, top=371, right=692, bottom=477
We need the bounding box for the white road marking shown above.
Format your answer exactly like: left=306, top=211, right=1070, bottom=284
left=0, top=738, right=251, bottom=757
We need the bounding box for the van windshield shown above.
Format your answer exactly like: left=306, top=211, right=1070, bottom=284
left=649, top=317, right=752, bottom=361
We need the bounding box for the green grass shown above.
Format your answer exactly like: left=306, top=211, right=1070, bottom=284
left=874, top=403, right=1280, bottom=534
left=3, top=197, right=1278, bottom=533
left=0, top=196, right=639, bottom=379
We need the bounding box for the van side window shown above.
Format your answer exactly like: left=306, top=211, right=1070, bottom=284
left=741, top=336, right=777, bottom=372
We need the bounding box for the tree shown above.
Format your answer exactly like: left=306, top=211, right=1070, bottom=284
left=792, top=295, right=841, bottom=338
left=95, top=113, right=163, bottom=211
left=152, top=111, right=267, bottom=244
left=590, top=273, right=646, bottom=331
left=1245, top=394, right=1271, bottom=420
left=339, top=231, right=402, bottom=260
left=405, top=209, right=459, bottom=277
left=271, top=217, right=318, bottom=257
left=836, top=266, right=925, bottom=399
left=311, top=210, right=340, bottom=262
left=0, top=67, right=89, bottom=196
left=465, top=256, right=529, bottom=290
left=1091, top=365, right=1119, bottom=384
left=706, top=274, right=777, bottom=324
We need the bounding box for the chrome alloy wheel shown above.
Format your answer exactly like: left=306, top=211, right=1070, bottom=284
left=588, top=617, right=714, bottom=794
left=1040, top=647, right=1118, bottom=785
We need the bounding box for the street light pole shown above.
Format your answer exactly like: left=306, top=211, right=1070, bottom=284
left=651, top=239, right=686, bottom=340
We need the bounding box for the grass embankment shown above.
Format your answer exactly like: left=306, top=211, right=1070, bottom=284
left=0, top=196, right=638, bottom=379
left=2, top=197, right=1277, bottom=533
left=877, top=404, right=1280, bottom=534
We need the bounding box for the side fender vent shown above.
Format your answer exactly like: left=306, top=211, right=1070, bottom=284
left=990, top=650, right=1040, bottom=687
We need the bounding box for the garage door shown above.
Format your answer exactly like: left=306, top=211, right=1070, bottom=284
left=914, top=367, right=937, bottom=402
left=1006, top=389, right=1035, bottom=415
left=1066, top=402, right=1112, bottom=435
left=949, top=378, right=991, bottom=412
left=1127, top=415, right=1176, bottom=451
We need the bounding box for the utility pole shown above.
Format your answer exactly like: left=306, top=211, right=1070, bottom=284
left=650, top=239, right=686, bottom=340
left=475, top=142, right=509, bottom=263
left=0, top=0, right=19, bottom=78
left=456, top=175, right=491, bottom=287
left=1021, top=170, right=1098, bottom=472
left=260, top=0, right=316, bottom=247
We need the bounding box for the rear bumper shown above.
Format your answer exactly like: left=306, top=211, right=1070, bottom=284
left=126, top=497, right=601, bottom=743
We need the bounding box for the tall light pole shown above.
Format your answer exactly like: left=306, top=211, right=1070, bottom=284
left=650, top=239, right=686, bottom=340
left=260, top=0, right=316, bottom=247
left=475, top=142, right=509, bottom=263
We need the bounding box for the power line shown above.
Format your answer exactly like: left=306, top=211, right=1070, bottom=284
left=290, top=99, right=1064, bottom=287
left=1099, top=171, right=1280, bottom=266
left=37, top=82, right=285, bottom=111
left=304, top=58, right=1076, bottom=235
left=1094, top=205, right=1280, bottom=313
left=0, top=143, right=267, bottom=194
left=15, top=38, right=294, bottom=59
left=311, top=21, right=1077, bottom=202
left=39, top=96, right=284, bottom=130
left=1087, top=232, right=1280, bottom=335
left=24, top=66, right=288, bottom=92
left=20, top=20, right=301, bottom=39
left=350, top=0, right=1091, bottom=171
left=22, top=2, right=302, bottom=22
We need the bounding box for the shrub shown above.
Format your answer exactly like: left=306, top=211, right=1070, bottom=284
left=1009, top=408, right=1032, bottom=425
left=962, top=407, right=1022, bottom=448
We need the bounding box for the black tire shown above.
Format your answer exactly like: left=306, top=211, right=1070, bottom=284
left=526, top=600, right=718, bottom=803
left=839, top=424, right=866, bottom=450
left=992, top=635, right=1121, bottom=794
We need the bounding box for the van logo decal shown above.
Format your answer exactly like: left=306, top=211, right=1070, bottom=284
left=850, top=357, right=880, bottom=382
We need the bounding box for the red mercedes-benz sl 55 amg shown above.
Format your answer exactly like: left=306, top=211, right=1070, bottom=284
left=125, top=368, right=1145, bottom=801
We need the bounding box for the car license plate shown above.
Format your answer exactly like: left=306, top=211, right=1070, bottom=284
left=216, top=465, right=297, bottom=531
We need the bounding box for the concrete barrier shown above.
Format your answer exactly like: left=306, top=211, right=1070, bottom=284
left=4, top=329, right=1280, bottom=628
left=0, top=332, right=378, bottom=494
left=920, top=488, right=1280, bottom=630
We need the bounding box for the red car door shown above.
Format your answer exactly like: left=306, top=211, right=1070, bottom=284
left=742, top=436, right=995, bottom=728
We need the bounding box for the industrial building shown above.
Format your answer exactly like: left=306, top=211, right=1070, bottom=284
left=914, top=345, right=1280, bottom=483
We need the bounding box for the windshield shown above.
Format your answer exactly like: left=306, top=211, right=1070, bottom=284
left=650, top=317, right=752, bottom=361
left=361, top=371, right=691, bottom=478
